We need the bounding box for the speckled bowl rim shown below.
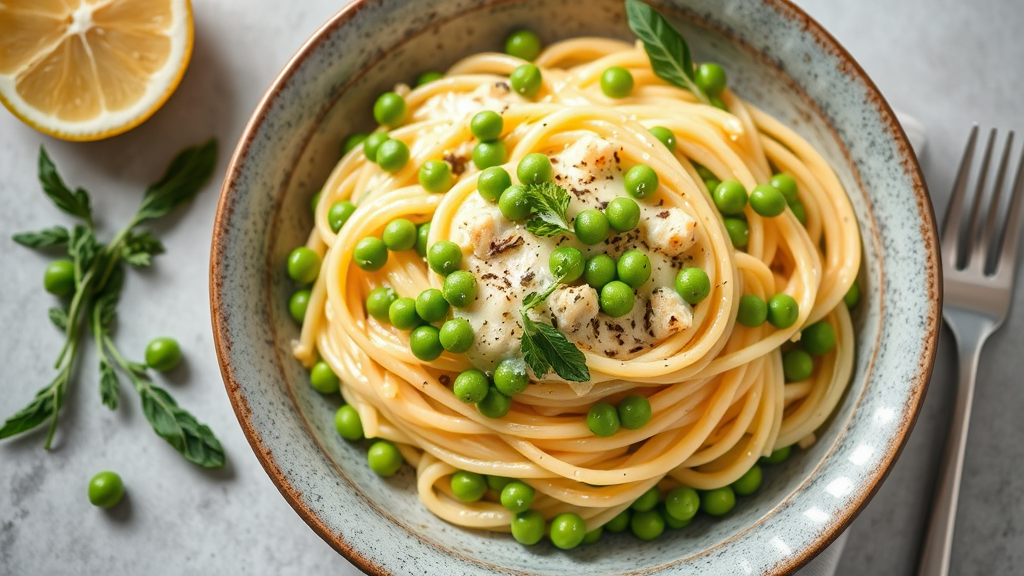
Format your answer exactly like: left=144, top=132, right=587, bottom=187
left=210, top=1, right=941, bottom=574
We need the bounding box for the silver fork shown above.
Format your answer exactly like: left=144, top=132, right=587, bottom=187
left=918, top=126, right=1024, bottom=576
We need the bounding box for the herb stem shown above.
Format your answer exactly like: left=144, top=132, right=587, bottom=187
left=43, top=337, right=78, bottom=449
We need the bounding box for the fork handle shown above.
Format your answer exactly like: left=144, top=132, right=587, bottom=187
left=917, top=314, right=992, bottom=576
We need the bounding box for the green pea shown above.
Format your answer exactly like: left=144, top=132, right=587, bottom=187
left=310, top=361, right=340, bottom=393
left=500, top=480, right=535, bottom=512
left=88, top=471, right=124, bottom=508
left=289, top=290, right=311, bottom=324
left=470, top=110, right=504, bottom=141
left=510, top=64, right=542, bottom=98
left=498, top=185, right=531, bottom=220
left=606, top=197, right=640, bottom=232
left=376, top=139, right=410, bottom=173
left=363, top=132, right=389, bottom=162
left=366, top=286, right=397, bottom=321
left=145, top=337, right=181, bottom=372
left=574, top=209, right=610, bottom=245
left=675, top=268, right=711, bottom=305
left=388, top=297, right=420, bottom=330
left=443, top=271, right=478, bottom=308
left=287, top=247, right=321, bottom=284
left=439, top=318, right=474, bottom=353
left=487, top=475, right=513, bottom=492
left=418, top=160, right=453, bottom=193
left=550, top=512, right=587, bottom=550
left=624, top=164, right=659, bottom=199
left=451, top=471, right=487, bottom=502
left=767, top=294, right=799, bottom=328
left=770, top=173, right=799, bottom=204
left=605, top=509, right=631, bottom=533
left=631, top=486, right=660, bottom=512
left=494, top=358, right=530, bottom=396
left=749, top=184, right=787, bottom=217
left=600, top=66, right=634, bottom=98
left=476, top=385, right=511, bottom=418
left=382, top=218, right=417, bottom=251
left=713, top=180, right=748, bottom=215
left=732, top=465, right=762, bottom=496
left=367, top=440, right=403, bottom=476
left=584, top=254, right=617, bottom=290
left=373, top=91, right=407, bottom=126
left=705, top=178, right=721, bottom=193
left=648, top=126, right=676, bottom=152
left=333, top=405, right=363, bottom=440
left=415, top=223, right=431, bottom=257
left=354, top=237, right=388, bottom=271
left=760, top=445, right=792, bottom=465
left=505, top=30, right=542, bottom=61
left=790, top=200, right=807, bottom=225
left=517, top=152, right=552, bottom=185
left=583, top=526, right=603, bottom=544
left=844, top=281, right=861, bottom=309
left=802, top=321, right=836, bottom=355
left=328, top=201, right=356, bottom=233
left=453, top=369, right=490, bottom=403
left=43, top=259, right=75, bottom=297
left=724, top=217, right=749, bottom=248
left=477, top=166, right=511, bottom=202
left=409, top=325, right=444, bottom=361
left=660, top=504, right=691, bottom=529
left=416, top=71, right=444, bottom=86
left=701, top=486, right=736, bottom=516
left=664, top=485, right=699, bottom=522
left=310, top=190, right=321, bottom=213
left=549, top=246, right=585, bottom=282
left=472, top=140, right=506, bottom=170
left=511, top=510, right=545, bottom=545
left=342, top=133, right=367, bottom=155
left=736, top=295, right=767, bottom=327
left=599, top=280, right=634, bottom=318
left=630, top=509, right=665, bottom=541
left=695, top=63, right=727, bottom=96
left=617, top=395, right=651, bottom=430
left=695, top=165, right=716, bottom=181
left=710, top=95, right=728, bottom=111
left=415, top=288, right=450, bottom=323
left=616, top=250, right=651, bottom=289
left=587, top=402, right=620, bottom=437
left=783, top=349, right=813, bottom=382
left=427, top=240, right=462, bottom=276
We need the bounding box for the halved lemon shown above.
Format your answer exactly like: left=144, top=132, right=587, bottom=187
left=0, top=0, right=193, bottom=141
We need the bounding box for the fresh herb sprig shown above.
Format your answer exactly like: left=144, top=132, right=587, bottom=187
left=1, top=141, right=225, bottom=469
left=625, top=0, right=710, bottom=104
left=518, top=276, right=590, bottom=382
left=523, top=182, right=574, bottom=237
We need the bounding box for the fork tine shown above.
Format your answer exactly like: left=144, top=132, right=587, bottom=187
left=974, top=131, right=1015, bottom=272
left=995, top=141, right=1024, bottom=280
left=961, top=129, right=997, bottom=269
left=941, top=125, right=979, bottom=268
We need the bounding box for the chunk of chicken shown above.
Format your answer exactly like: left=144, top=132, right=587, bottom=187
left=647, top=288, right=693, bottom=340
left=457, top=212, right=496, bottom=259
left=644, top=207, right=697, bottom=257
left=556, top=135, right=618, bottom=187
left=549, top=285, right=599, bottom=334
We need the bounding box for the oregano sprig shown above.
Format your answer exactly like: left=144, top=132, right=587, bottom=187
left=0, top=140, right=225, bottom=468
left=518, top=275, right=591, bottom=382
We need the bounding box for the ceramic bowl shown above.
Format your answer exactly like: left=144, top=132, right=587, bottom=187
left=210, top=0, right=940, bottom=573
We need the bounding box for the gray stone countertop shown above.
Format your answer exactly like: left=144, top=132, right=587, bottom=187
left=1, top=0, right=1022, bottom=574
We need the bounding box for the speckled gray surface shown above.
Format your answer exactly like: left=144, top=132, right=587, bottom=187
left=1, top=1, right=1021, bottom=575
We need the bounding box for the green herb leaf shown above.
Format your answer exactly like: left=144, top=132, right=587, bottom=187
left=38, top=147, right=93, bottom=225
left=519, top=313, right=590, bottom=382
left=121, top=230, right=165, bottom=267
left=68, top=225, right=100, bottom=273
left=0, top=378, right=60, bottom=440
left=48, top=307, right=68, bottom=330
left=13, top=226, right=69, bottom=248
left=99, top=359, right=120, bottom=410
left=521, top=274, right=567, bottom=312
left=93, top=265, right=124, bottom=330
left=136, top=381, right=226, bottom=468
left=135, top=139, right=218, bottom=223
left=625, top=0, right=709, bottom=103
left=523, top=182, right=573, bottom=237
